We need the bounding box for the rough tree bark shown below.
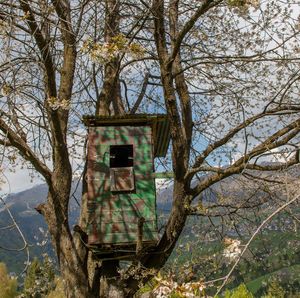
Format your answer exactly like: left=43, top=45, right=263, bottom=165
left=74, top=0, right=128, bottom=296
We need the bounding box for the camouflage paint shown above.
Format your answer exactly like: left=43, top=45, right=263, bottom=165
left=86, top=125, right=158, bottom=245
left=82, top=114, right=170, bottom=157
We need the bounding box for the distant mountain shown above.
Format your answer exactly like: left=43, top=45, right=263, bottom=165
left=0, top=182, right=82, bottom=275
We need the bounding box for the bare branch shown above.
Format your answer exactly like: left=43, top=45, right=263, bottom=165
left=130, top=72, right=150, bottom=114
left=215, top=193, right=300, bottom=296
left=19, top=0, right=57, bottom=97
left=190, top=118, right=300, bottom=196
left=169, top=0, right=223, bottom=65
left=0, top=115, right=52, bottom=182
left=0, top=197, right=30, bottom=274
left=188, top=105, right=300, bottom=179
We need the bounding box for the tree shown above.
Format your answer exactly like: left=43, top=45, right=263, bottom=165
left=263, top=278, right=286, bottom=298
left=1, top=0, right=300, bottom=297
left=224, top=283, right=253, bottom=298
left=0, top=263, right=18, bottom=298
left=23, top=256, right=55, bottom=298
left=47, top=278, right=66, bottom=298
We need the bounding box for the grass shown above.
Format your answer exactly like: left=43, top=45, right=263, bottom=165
left=246, top=264, right=300, bottom=295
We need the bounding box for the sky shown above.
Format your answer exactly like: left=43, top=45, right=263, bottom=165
left=0, top=165, right=44, bottom=195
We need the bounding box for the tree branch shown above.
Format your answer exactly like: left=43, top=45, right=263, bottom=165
left=190, top=119, right=300, bottom=196
left=169, top=0, right=193, bottom=158
left=0, top=116, right=52, bottom=182
left=169, top=0, right=223, bottom=65
left=215, top=192, right=300, bottom=296
left=51, top=0, right=75, bottom=44
left=19, top=0, right=57, bottom=97
left=187, top=105, right=300, bottom=180
left=130, top=72, right=150, bottom=114
left=0, top=197, right=30, bottom=274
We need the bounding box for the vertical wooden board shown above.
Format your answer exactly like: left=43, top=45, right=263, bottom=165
left=133, top=127, right=153, bottom=166
left=132, top=178, right=158, bottom=240
left=134, top=162, right=153, bottom=177
left=87, top=178, right=110, bottom=202
left=135, top=175, right=155, bottom=193
left=143, top=221, right=158, bottom=241
left=114, top=126, right=130, bottom=144
left=134, top=145, right=152, bottom=163
left=86, top=130, right=111, bottom=245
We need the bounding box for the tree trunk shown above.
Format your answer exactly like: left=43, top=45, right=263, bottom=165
left=124, top=182, right=190, bottom=297
left=43, top=191, right=93, bottom=298
left=100, top=261, right=125, bottom=298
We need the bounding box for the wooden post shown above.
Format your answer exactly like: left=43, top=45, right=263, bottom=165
left=136, top=217, right=145, bottom=257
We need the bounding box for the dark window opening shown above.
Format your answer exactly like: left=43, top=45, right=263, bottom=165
left=110, top=145, right=133, bottom=168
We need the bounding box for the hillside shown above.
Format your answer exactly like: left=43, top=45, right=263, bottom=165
left=0, top=182, right=81, bottom=274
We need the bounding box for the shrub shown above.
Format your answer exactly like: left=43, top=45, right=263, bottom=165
left=0, top=262, right=18, bottom=298
left=224, top=283, right=253, bottom=298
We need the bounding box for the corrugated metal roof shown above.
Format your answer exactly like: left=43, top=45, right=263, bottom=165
left=83, top=114, right=170, bottom=157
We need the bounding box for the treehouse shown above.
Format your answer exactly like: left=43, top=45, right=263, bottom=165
left=83, top=114, right=170, bottom=253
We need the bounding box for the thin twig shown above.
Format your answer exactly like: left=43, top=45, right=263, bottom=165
left=0, top=196, right=30, bottom=275
left=214, top=193, right=300, bottom=297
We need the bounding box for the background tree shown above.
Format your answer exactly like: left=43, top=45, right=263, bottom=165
left=224, top=283, right=254, bottom=298
left=23, top=256, right=55, bottom=298
left=0, top=0, right=300, bottom=297
left=0, top=263, right=18, bottom=298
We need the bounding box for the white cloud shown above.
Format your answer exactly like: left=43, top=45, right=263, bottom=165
left=0, top=165, right=44, bottom=195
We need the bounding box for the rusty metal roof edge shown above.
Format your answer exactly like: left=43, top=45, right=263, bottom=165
left=82, top=113, right=168, bottom=126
